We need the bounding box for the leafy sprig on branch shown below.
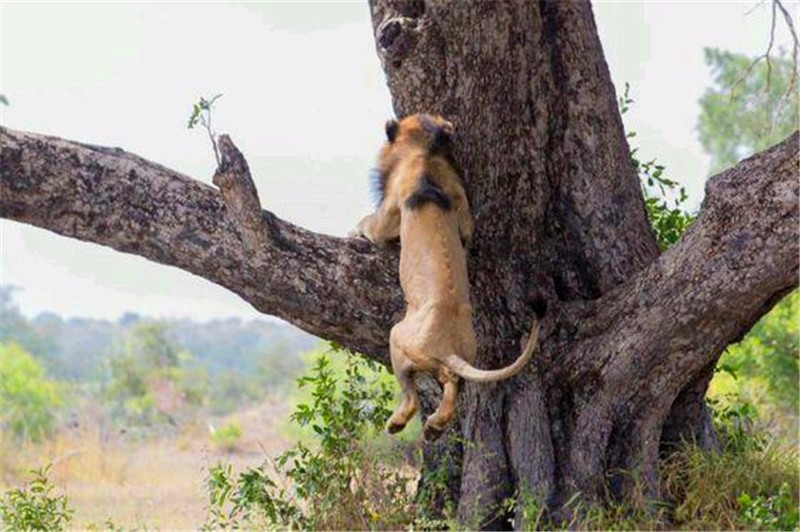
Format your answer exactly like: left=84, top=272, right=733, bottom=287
left=188, top=94, right=223, bottom=167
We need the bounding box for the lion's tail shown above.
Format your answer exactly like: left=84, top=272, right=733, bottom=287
left=444, top=320, right=540, bottom=383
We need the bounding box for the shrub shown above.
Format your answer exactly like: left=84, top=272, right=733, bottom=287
left=0, top=342, right=64, bottom=442
left=209, top=420, right=243, bottom=452
left=203, top=345, right=417, bottom=530
left=0, top=465, right=73, bottom=531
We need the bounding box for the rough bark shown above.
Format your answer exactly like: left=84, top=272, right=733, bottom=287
left=0, top=127, right=402, bottom=361
left=1, top=0, right=798, bottom=527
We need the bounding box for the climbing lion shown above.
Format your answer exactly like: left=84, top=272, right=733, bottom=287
left=351, top=114, right=541, bottom=441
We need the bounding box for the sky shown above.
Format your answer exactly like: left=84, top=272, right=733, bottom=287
left=0, top=1, right=797, bottom=322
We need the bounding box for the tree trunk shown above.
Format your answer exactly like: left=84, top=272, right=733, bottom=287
left=1, top=0, right=797, bottom=527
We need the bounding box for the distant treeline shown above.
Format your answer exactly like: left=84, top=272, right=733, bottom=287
left=0, top=286, right=318, bottom=422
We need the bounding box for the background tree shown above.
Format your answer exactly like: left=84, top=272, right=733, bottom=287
left=699, top=48, right=799, bottom=174
left=0, top=1, right=797, bottom=525
left=105, top=323, right=209, bottom=426
left=0, top=342, right=63, bottom=442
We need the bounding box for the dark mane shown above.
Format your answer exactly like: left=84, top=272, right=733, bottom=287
left=369, top=167, right=388, bottom=207
left=405, top=175, right=452, bottom=211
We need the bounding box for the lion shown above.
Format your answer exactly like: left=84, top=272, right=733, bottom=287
left=351, top=114, right=541, bottom=441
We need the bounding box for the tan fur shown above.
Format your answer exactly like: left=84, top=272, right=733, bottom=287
left=352, top=114, right=540, bottom=441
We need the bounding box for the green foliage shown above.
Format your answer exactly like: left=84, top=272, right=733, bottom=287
left=709, top=291, right=799, bottom=441
left=203, top=345, right=416, bottom=530
left=187, top=94, right=223, bottom=130
left=663, top=440, right=798, bottom=531
left=105, top=323, right=207, bottom=427
left=188, top=94, right=223, bottom=166
left=502, top=434, right=799, bottom=531
left=698, top=48, right=799, bottom=175
left=209, top=420, right=243, bottom=452
left=0, top=343, right=64, bottom=442
left=619, top=82, right=695, bottom=250
left=738, top=482, right=799, bottom=531
left=0, top=465, right=73, bottom=531
left=0, top=287, right=53, bottom=365
left=0, top=287, right=314, bottom=417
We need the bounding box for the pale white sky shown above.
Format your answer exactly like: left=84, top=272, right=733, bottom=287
left=0, top=1, right=796, bottom=321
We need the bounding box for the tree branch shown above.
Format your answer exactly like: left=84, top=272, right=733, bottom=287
left=552, top=132, right=797, bottom=494
left=0, top=127, right=402, bottom=361
left=567, top=131, right=799, bottom=400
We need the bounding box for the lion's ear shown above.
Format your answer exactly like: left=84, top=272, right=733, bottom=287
left=385, top=119, right=399, bottom=143
left=431, top=123, right=454, bottom=155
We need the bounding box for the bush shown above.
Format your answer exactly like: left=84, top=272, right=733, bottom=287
left=203, top=345, right=417, bottom=530
left=0, top=465, right=73, bottom=531
left=209, top=420, right=243, bottom=452
left=711, top=291, right=799, bottom=439
left=105, top=323, right=207, bottom=428
left=0, top=342, right=64, bottom=442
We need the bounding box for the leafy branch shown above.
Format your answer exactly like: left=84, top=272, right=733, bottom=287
left=188, top=94, right=223, bottom=167
left=619, top=82, right=694, bottom=250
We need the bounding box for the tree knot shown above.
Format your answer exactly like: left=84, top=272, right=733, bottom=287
left=376, top=16, right=420, bottom=67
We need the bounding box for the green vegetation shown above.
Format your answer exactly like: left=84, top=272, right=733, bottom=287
left=0, top=466, right=73, bottom=531
left=619, top=82, right=694, bottom=251
left=105, top=323, right=207, bottom=427
left=0, top=287, right=314, bottom=425
left=505, top=440, right=798, bottom=531
left=188, top=93, right=223, bottom=166
left=203, top=347, right=416, bottom=530
left=698, top=48, right=799, bottom=175
left=209, top=420, right=243, bottom=453
left=710, top=290, right=798, bottom=440
left=0, top=343, right=63, bottom=442
left=3, top=343, right=796, bottom=530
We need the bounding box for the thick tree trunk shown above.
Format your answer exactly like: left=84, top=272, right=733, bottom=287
left=1, top=0, right=797, bottom=527
left=368, top=0, right=798, bottom=524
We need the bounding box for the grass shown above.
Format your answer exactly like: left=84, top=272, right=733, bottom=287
left=507, top=441, right=799, bottom=531
left=662, top=440, right=799, bottom=530
left=0, top=396, right=291, bottom=529
left=2, top=350, right=796, bottom=531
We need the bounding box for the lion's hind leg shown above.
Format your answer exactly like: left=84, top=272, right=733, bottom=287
left=386, top=339, right=420, bottom=434
left=422, top=374, right=458, bottom=442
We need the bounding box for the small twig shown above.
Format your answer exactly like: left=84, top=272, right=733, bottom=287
left=201, top=114, right=221, bottom=167
left=731, top=0, right=778, bottom=100
left=746, top=0, right=768, bottom=16
left=728, top=0, right=800, bottom=134
left=188, top=94, right=223, bottom=168
left=772, top=0, right=800, bottom=127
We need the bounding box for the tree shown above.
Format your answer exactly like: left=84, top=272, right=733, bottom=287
left=699, top=48, right=799, bottom=174
left=0, top=342, right=63, bottom=442
left=106, top=323, right=206, bottom=426
left=0, top=1, right=797, bottom=525
left=697, top=48, right=799, bottom=430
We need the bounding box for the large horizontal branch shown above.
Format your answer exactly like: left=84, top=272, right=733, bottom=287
left=565, top=131, right=799, bottom=410
left=553, top=131, right=798, bottom=493
left=574, top=133, right=800, bottom=378
left=0, top=127, right=403, bottom=361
